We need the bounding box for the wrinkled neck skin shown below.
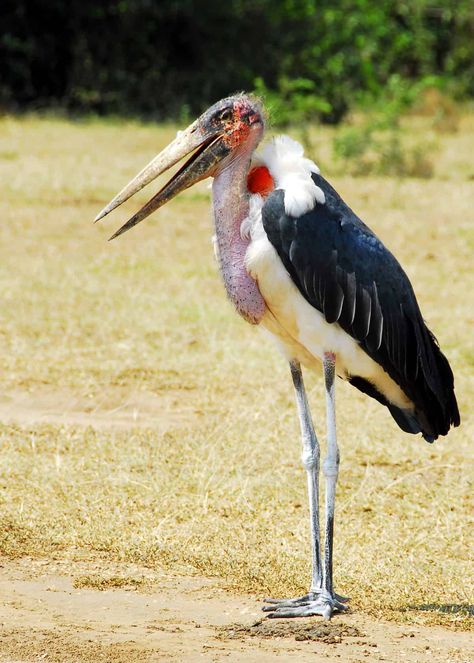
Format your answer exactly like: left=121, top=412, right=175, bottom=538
left=212, top=138, right=266, bottom=325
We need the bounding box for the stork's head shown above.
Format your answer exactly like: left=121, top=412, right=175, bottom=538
left=95, top=94, right=265, bottom=239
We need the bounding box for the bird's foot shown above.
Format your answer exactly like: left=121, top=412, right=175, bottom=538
left=262, top=590, right=348, bottom=620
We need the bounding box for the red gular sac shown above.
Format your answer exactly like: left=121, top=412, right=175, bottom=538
left=247, top=166, right=274, bottom=196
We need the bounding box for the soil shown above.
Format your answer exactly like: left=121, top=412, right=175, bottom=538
left=0, top=388, right=472, bottom=662
left=0, top=558, right=471, bottom=663
left=0, top=386, right=197, bottom=431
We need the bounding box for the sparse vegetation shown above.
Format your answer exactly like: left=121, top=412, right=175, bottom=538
left=0, top=113, right=472, bottom=635
left=73, top=574, right=149, bottom=590
left=332, top=78, right=443, bottom=177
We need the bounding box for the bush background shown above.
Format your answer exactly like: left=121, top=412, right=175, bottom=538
left=1, top=0, right=473, bottom=124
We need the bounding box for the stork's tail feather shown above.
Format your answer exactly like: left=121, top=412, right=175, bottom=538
left=386, top=404, right=423, bottom=437
left=349, top=348, right=459, bottom=443
left=347, top=376, right=423, bottom=436
left=410, top=324, right=460, bottom=442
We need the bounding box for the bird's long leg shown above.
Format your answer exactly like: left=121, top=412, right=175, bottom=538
left=318, top=351, right=347, bottom=617
left=290, top=359, right=322, bottom=592
left=322, top=351, right=338, bottom=598
left=263, top=355, right=348, bottom=619
left=262, top=360, right=321, bottom=613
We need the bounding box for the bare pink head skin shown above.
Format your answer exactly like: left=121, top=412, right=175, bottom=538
left=94, top=94, right=267, bottom=324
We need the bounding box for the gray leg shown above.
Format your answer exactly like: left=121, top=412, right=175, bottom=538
left=318, top=351, right=346, bottom=617
left=289, top=360, right=322, bottom=592
left=263, top=355, right=348, bottom=620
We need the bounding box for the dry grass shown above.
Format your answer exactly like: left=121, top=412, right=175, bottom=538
left=73, top=574, right=149, bottom=591
left=0, top=112, right=473, bottom=629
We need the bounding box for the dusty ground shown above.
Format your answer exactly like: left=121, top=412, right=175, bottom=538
left=0, top=390, right=472, bottom=662
left=1, top=557, right=472, bottom=663
left=0, top=385, right=195, bottom=431
left=0, top=114, right=473, bottom=661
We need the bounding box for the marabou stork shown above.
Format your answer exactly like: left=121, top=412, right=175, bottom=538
left=95, top=94, right=460, bottom=619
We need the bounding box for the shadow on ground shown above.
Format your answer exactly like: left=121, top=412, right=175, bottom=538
left=408, top=604, right=474, bottom=616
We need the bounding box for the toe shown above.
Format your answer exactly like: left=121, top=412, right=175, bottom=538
left=334, top=592, right=349, bottom=603
left=266, top=604, right=327, bottom=619
left=262, top=594, right=316, bottom=610
left=262, top=599, right=312, bottom=611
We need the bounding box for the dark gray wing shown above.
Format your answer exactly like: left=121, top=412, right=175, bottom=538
left=262, top=174, right=459, bottom=441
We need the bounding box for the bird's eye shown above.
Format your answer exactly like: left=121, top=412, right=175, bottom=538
left=219, top=109, right=233, bottom=123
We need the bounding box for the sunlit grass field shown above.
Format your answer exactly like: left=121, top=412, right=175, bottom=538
left=0, top=112, right=472, bottom=629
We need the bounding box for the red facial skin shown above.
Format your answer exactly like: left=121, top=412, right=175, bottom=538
left=222, top=100, right=262, bottom=150
left=222, top=102, right=274, bottom=197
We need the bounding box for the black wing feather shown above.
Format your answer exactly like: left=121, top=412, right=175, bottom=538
left=352, top=283, right=372, bottom=340
left=339, top=270, right=357, bottom=327
left=262, top=175, right=460, bottom=441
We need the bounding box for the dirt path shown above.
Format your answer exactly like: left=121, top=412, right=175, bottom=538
left=0, top=390, right=471, bottom=661
left=0, top=558, right=471, bottom=663
left=0, top=387, right=197, bottom=431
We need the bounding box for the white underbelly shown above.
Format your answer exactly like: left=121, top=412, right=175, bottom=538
left=245, top=230, right=413, bottom=410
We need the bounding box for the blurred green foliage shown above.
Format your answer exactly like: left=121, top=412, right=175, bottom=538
left=1, top=0, right=473, bottom=123
left=333, top=75, right=441, bottom=176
